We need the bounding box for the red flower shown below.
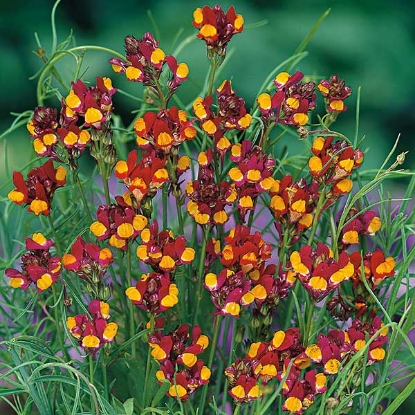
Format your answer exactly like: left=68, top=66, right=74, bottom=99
left=6, top=233, right=61, bottom=292
left=192, top=5, right=244, bottom=61
left=317, top=75, right=352, bottom=113
left=8, top=159, right=67, bottom=216
left=125, top=272, right=179, bottom=315
left=66, top=301, right=118, bottom=355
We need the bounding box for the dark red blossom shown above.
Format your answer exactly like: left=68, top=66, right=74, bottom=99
left=126, top=272, right=178, bottom=315
left=318, top=74, right=352, bottom=113
left=66, top=300, right=118, bottom=355
left=192, top=5, right=244, bottom=61
left=5, top=233, right=61, bottom=292
left=90, top=196, right=148, bottom=250
left=8, top=159, right=67, bottom=216
left=136, top=219, right=195, bottom=272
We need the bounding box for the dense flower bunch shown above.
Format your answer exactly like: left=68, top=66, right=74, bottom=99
left=8, top=159, right=67, bottom=215
left=150, top=323, right=211, bottom=399
left=5, top=233, right=61, bottom=292
left=3, top=3, right=408, bottom=415
left=66, top=299, right=118, bottom=354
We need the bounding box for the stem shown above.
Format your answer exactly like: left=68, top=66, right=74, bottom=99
left=162, top=184, right=168, bottom=231
left=143, top=315, right=155, bottom=407
left=72, top=169, right=93, bottom=223
left=303, top=296, right=315, bottom=345
left=100, top=166, right=111, bottom=206
left=199, top=315, right=222, bottom=415
left=126, top=243, right=136, bottom=357
left=192, top=225, right=211, bottom=326
left=175, top=193, right=184, bottom=235
left=206, top=59, right=218, bottom=98
left=307, top=186, right=326, bottom=245
left=89, top=353, right=95, bottom=410
left=51, top=283, right=70, bottom=362
left=233, top=404, right=241, bottom=415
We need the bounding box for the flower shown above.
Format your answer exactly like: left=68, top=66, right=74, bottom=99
left=8, top=159, right=66, bottom=216
left=5, top=233, right=61, bottom=292
left=66, top=300, right=118, bottom=354
left=192, top=5, right=244, bottom=61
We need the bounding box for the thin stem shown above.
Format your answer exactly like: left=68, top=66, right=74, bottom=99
left=126, top=243, right=136, bottom=358
left=302, top=296, right=315, bottom=345
left=162, top=184, right=168, bottom=231
left=192, top=225, right=211, bottom=326
left=72, top=169, right=93, bottom=223
left=307, top=186, right=326, bottom=246
left=199, top=315, right=222, bottom=415
left=175, top=193, right=184, bottom=235
left=89, top=353, right=95, bottom=410
left=206, top=59, right=218, bottom=98
left=143, top=315, right=155, bottom=408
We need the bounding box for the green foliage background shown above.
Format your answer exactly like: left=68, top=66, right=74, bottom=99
left=0, top=0, right=414, bottom=413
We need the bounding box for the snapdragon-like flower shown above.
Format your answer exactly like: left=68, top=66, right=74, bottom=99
left=269, top=174, right=318, bottom=244
left=257, top=71, right=316, bottom=128
left=340, top=208, right=381, bottom=246
left=288, top=243, right=354, bottom=302
left=115, top=149, right=169, bottom=210
left=66, top=300, right=118, bottom=355
left=193, top=80, right=252, bottom=140
left=62, top=236, right=113, bottom=300
left=136, top=220, right=195, bottom=272
left=228, top=140, right=276, bottom=220
left=318, top=74, right=352, bottom=113
left=90, top=196, right=148, bottom=250
left=185, top=149, right=237, bottom=225
left=5, top=233, right=61, bottom=292
left=8, top=159, right=67, bottom=216
left=125, top=272, right=179, bottom=315
left=64, top=77, right=116, bottom=129
left=150, top=324, right=210, bottom=399
left=134, top=107, right=196, bottom=154
left=350, top=250, right=396, bottom=288
left=192, top=5, right=244, bottom=61
left=308, top=136, right=364, bottom=198
left=109, top=33, right=188, bottom=99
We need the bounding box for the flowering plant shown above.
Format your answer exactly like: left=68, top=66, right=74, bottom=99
left=1, top=2, right=414, bottom=415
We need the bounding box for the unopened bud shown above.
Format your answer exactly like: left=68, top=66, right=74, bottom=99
left=397, top=152, right=406, bottom=165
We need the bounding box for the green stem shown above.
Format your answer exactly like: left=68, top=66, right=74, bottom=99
left=162, top=184, right=168, bottom=231
left=51, top=283, right=70, bottom=361
left=72, top=169, right=93, bottom=223
left=307, top=186, right=327, bottom=246
left=99, top=163, right=111, bottom=206
left=199, top=315, right=222, bottom=415
left=126, top=243, right=136, bottom=358
left=175, top=193, right=184, bottom=235
left=206, top=59, right=218, bottom=98
left=233, top=405, right=241, bottom=415
left=192, top=225, right=211, bottom=326
left=302, top=297, right=315, bottom=345
left=143, top=315, right=155, bottom=407
left=89, top=353, right=95, bottom=410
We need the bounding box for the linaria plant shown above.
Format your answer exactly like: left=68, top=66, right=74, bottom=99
left=1, top=2, right=415, bottom=415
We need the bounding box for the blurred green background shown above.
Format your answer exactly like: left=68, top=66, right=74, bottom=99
left=0, top=0, right=414, bottom=412
left=1, top=0, right=414, bottom=194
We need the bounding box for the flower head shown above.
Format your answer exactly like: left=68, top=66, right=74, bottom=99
left=8, top=159, right=66, bottom=216
left=6, top=233, right=61, bottom=292
left=193, top=5, right=244, bottom=62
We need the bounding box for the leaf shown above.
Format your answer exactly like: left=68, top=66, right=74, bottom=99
left=123, top=398, right=135, bottom=415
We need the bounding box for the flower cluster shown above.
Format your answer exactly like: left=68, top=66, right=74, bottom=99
left=66, top=299, right=118, bottom=354
left=225, top=327, right=326, bottom=412
left=62, top=236, right=113, bottom=300
left=317, top=75, right=352, bottom=113
left=193, top=80, right=252, bottom=141
left=149, top=323, right=211, bottom=399
left=90, top=196, right=148, bottom=250
left=115, top=150, right=169, bottom=211
left=109, top=32, right=188, bottom=100
left=288, top=242, right=355, bottom=302
left=5, top=233, right=61, bottom=292
left=186, top=148, right=237, bottom=225
left=8, top=159, right=67, bottom=216
left=192, top=5, right=244, bottom=60
left=126, top=272, right=179, bottom=315
left=257, top=71, right=317, bottom=127
left=136, top=220, right=195, bottom=272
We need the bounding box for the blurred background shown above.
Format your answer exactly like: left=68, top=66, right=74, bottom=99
left=0, top=0, right=414, bottom=412
left=1, top=0, right=414, bottom=193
